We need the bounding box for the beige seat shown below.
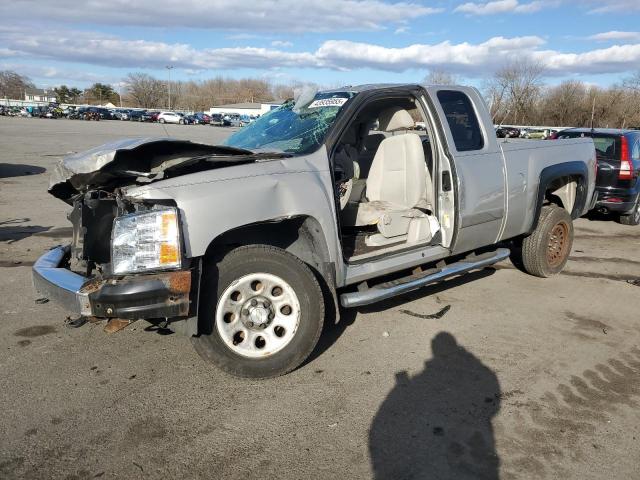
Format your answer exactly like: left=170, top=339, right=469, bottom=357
left=342, top=107, right=437, bottom=246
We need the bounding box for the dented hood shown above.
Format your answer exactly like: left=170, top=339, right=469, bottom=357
left=48, top=137, right=264, bottom=201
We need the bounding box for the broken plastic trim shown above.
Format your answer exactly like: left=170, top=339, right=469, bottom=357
left=48, top=137, right=286, bottom=202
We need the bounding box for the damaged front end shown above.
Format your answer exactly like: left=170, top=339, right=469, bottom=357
left=34, top=189, right=196, bottom=323
left=34, top=137, right=287, bottom=328
left=34, top=137, right=253, bottom=326
left=48, top=136, right=260, bottom=202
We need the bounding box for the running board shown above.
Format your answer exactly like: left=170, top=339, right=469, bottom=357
left=339, top=248, right=510, bottom=308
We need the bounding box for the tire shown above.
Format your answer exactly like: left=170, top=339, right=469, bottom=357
left=192, top=245, right=325, bottom=378
left=179, top=119, right=184, bottom=125
left=159, top=118, right=165, bottom=124
left=519, top=205, right=574, bottom=278
left=619, top=197, right=640, bottom=226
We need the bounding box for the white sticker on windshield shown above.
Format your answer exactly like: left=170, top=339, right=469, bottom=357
left=307, top=98, right=348, bottom=108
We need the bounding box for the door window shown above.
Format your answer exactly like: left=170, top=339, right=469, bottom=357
left=437, top=90, right=484, bottom=152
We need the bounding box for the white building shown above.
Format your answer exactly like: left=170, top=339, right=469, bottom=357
left=24, top=88, right=57, bottom=103
left=208, top=101, right=282, bottom=117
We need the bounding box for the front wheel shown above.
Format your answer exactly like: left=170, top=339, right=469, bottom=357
left=516, top=205, right=574, bottom=278
left=193, top=245, right=325, bottom=378
left=619, top=197, right=640, bottom=226
left=159, top=118, right=165, bottom=124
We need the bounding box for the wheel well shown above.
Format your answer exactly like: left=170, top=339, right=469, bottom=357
left=203, top=216, right=334, bottom=282
left=545, top=176, right=579, bottom=212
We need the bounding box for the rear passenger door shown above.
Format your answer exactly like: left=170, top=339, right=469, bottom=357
left=427, top=88, right=506, bottom=253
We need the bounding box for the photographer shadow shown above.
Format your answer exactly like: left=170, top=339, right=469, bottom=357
left=369, top=332, right=501, bottom=480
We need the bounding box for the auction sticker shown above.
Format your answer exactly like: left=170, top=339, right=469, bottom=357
left=308, top=97, right=348, bottom=108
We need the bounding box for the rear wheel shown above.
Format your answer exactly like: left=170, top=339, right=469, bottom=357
left=193, top=245, right=324, bottom=378
left=517, top=205, right=574, bottom=278
left=619, top=197, right=640, bottom=226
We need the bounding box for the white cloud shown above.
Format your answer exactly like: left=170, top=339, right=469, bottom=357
left=532, top=44, right=640, bottom=74
left=271, top=40, right=294, bottom=48
left=0, top=62, right=111, bottom=84
left=454, top=0, right=546, bottom=15
left=589, top=31, right=640, bottom=42
left=586, top=0, right=640, bottom=13
left=0, top=0, right=442, bottom=32
left=2, top=27, right=640, bottom=78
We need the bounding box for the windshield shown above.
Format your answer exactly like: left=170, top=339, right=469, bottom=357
left=223, top=91, right=355, bottom=155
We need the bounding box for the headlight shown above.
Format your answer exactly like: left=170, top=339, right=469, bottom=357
left=111, top=207, right=181, bottom=275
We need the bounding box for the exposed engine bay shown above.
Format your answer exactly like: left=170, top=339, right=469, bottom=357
left=50, top=137, right=287, bottom=276
left=49, top=137, right=286, bottom=202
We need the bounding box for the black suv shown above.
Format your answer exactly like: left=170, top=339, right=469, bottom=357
left=557, top=128, right=640, bottom=225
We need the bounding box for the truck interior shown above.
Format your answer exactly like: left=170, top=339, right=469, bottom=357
left=332, top=95, right=445, bottom=262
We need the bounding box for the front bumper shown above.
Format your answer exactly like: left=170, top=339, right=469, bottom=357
left=33, top=245, right=193, bottom=319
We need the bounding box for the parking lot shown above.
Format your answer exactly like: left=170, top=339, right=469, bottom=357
left=1, top=117, right=639, bottom=479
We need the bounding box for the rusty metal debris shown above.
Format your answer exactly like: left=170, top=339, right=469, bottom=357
left=400, top=305, right=451, bottom=320
left=104, top=318, right=133, bottom=333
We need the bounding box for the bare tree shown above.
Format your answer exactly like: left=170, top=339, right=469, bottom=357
left=0, top=70, right=35, bottom=99
left=486, top=60, right=545, bottom=125
left=539, top=81, right=587, bottom=127
left=424, top=69, right=458, bottom=85
left=124, top=73, right=165, bottom=108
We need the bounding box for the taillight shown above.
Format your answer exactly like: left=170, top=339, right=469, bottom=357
left=620, top=135, right=633, bottom=180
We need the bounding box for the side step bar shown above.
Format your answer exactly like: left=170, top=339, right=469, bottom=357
left=339, top=248, right=510, bottom=308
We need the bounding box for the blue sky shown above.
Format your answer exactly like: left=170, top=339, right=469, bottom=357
left=1, top=0, right=639, bottom=90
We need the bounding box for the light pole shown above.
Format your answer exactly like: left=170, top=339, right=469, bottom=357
left=166, top=65, right=174, bottom=110
left=117, top=82, right=124, bottom=108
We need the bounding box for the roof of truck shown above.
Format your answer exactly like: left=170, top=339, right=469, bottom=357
left=321, top=83, right=419, bottom=94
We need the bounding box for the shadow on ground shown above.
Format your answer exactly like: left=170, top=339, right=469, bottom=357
left=305, top=268, right=497, bottom=367
left=0, top=219, right=72, bottom=244
left=369, top=332, right=501, bottom=480
left=0, top=163, right=46, bottom=178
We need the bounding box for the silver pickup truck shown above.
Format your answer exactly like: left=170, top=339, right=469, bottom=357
left=34, top=84, right=597, bottom=378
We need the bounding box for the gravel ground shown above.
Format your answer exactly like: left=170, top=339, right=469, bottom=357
left=1, top=117, right=639, bottom=480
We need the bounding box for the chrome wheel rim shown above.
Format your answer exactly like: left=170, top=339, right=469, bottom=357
left=216, top=273, right=301, bottom=358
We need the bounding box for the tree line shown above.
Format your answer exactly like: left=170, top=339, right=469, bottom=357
left=3, top=65, right=640, bottom=128
left=483, top=61, right=640, bottom=129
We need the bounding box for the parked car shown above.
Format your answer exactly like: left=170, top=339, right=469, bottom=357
left=128, top=110, right=146, bottom=121
left=193, top=112, right=211, bottom=124
left=35, top=84, right=596, bottom=378
left=182, top=114, right=199, bottom=125
left=495, top=126, right=520, bottom=138
left=556, top=128, right=640, bottom=225
left=113, top=109, right=131, bottom=120
left=140, top=111, right=159, bottom=122
left=158, top=111, right=186, bottom=124
left=223, top=113, right=242, bottom=127
left=84, top=107, right=115, bottom=120
left=209, top=113, right=224, bottom=126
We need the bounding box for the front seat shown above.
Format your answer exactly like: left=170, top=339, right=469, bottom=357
left=349, top=108, right=436, bottom=245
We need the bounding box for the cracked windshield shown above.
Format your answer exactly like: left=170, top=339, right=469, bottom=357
left=223, top=91, right=355, bottom=155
